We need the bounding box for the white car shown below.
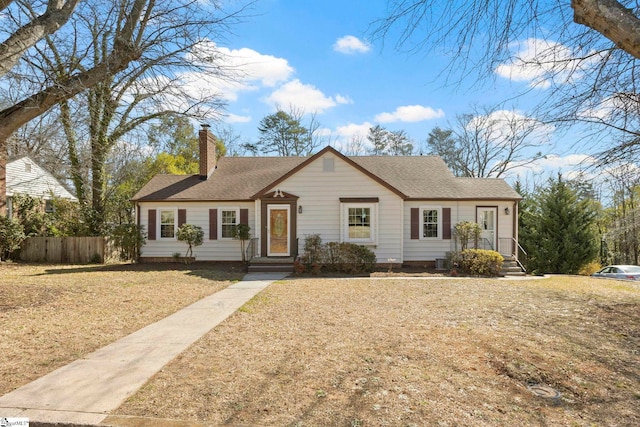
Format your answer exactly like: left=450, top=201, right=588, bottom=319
left=592, top=265, right=640, bottom=280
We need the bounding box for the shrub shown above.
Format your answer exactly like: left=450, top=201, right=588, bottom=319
left=232, top=223, right=251, bottom=263
left=303, top=234, right=324, bottom=265
left=176, top=224, right=204, bottom=259
left=452, top=249, right=504, bottom=276
left=578, top=260, right=601, bottom=276
left=323, top=241, right=343, bottom=271
left=454, top=221, right=481, bottom=250
left=0, top=216, right=26, bottom=261
left=11, top=193, right=48, bottom=236
left=300, top=235, right=377, bottom=275
left=339, top=243, right=376, bottom=274
left=293, top=259, right=306, bottom=274
left=110, top=224, right=146, bottom=261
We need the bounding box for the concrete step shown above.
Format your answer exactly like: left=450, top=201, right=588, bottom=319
left=247, top=259, right=294, bottom=273
left=248, top=265, right=293, bottom=273
left=501, top=257, right=526, bottom=276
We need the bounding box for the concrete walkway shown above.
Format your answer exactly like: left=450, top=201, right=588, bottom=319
left=0, top=272, right=288, bottom=426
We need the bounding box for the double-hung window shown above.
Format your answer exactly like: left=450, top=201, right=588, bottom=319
left=421, top=206, right=441, bottom=239
left=348, top=206, right=371, bottom=239
left=220, top=208, right=239, bottom=239
left=341, top=200, right=378, bottom=244
left=160, top=210, right=176, bottom=238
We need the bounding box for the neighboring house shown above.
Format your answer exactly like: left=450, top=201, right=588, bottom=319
left=6, top=156, right=78, bottom=218
left=132, top=126, right=522, bottom=266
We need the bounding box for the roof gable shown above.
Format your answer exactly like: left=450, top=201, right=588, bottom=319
left=7, top=155, right=77, bottom=200
left=250, top=146, right=408, bottom=199
left=132, top=147, right=521, bottom=202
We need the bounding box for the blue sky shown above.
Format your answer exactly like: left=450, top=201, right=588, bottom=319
left=194, top=0, right=596, bottom=184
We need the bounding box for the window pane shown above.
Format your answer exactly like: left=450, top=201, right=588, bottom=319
left=221, top=210, right=237, bottom=238
left=423, top=209, right=438, bottom=238
left=348, top=207, right=371, bottom=239
left=160, top=211, right=175, bottom=238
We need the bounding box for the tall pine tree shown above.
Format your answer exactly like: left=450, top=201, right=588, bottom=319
left=529, top=175, right=599, bottom=274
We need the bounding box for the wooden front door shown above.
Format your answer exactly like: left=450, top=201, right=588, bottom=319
left=267, top=205, right=290, bottom=256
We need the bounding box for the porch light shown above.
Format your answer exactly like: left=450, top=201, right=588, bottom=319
left=298, top=205, right=303, bottom=214
left=504, top=207, right=510, bottom=215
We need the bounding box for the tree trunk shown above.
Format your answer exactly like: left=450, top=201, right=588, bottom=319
left=0, top=0, right=150, bottom=212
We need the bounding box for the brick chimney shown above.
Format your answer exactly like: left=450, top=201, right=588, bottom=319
left=198, top=124, right=217, bottom=179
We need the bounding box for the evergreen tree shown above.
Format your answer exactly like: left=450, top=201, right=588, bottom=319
left=367, top=125, right=413, bottom=155
left=530, top=175, right=599, bottom=274
left=257, top=110, right=311, bottom=156
left=513, top=180, right=536, bottom=271
left=367, top=125, right=388, bottom=155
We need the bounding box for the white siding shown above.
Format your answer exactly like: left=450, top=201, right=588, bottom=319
left=138, top=202, right=254, bottom=261
left=403, top=200, right=516, bottom=261
left=270, top=152, right=403, bottom=263
left=7, top=157, right=76, bottom=200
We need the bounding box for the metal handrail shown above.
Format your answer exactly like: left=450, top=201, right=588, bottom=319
left=245, top=237, right=259, bottom=261
left=514, top=238, right=528, bottom=272
left=503, top=237, right=527, bottom=272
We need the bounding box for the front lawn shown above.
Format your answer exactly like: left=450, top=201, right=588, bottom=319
left=0, top=262, right=244, bottom=396
left=114, top=275, right=640, bottom=426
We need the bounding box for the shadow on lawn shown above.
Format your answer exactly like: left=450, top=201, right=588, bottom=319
left=32, top=262, right=246, bottom=281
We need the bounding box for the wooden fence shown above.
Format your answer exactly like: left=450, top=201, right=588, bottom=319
left=20, top=236, right=116, bottom=264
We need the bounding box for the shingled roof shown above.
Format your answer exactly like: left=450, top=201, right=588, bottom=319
left=131, top=146, right=521, bottom=202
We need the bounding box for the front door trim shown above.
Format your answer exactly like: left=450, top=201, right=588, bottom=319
left=259, top=191, right=298, bottom=257
left=476, top=206, right=498, bottom=251
left=267, top=204, right=290, bottom=256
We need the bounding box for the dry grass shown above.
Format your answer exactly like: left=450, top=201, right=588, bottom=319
left=0, top=262, right=244, bottom=396
left=115, top=275, right=640, bottom=427
left=2, top=263, right=639, bottom=426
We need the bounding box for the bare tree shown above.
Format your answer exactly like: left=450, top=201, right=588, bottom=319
left=1, top=0, right=247, bottom=227
left=601, top=164, right=640, bottom=264
left=341, top=134, right=368, bottom=156
left=0, top=0, right=80, bottom=77
left=427, top=106, right=546, bottom=178
left=214, top=124, right=246, bottom=157
left=372, top=1, right=640, bottom=166
left=0, top=0, right=148, bottom=213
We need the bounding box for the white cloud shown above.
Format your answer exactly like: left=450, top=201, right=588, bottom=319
left=333, top=35, right=371, bottom=54
left=224, top=113, right=251, bottom=123
left=264, top=79, right=346, bottom=113
left=578, top=92, right=640, bottom=122
left=503, top=153, right=596, bottom=182
left=328, top=122, right=374, bottom=153
left=537, top=153, right=596, bottom=170
left=335, top=122, right=373, bottom=139
left=335, top=94, right=353, bottom=104
left=375, top=105, right=445, bottom=123
left=466, top=109, right=555, bottom=148
left=495, top=38, right=600, bottom=89
left=184, top=40, right=294, bottom=101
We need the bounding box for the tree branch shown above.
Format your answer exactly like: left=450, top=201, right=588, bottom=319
left=0, top=0, right=81, bottom=77
left=572, top=0, right=640, bottom=59
left=0, top=0, right=148, bottom=141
